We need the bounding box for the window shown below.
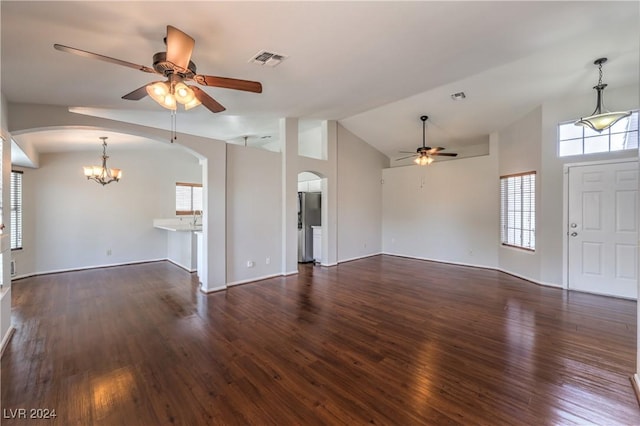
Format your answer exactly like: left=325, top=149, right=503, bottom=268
left=176, top=182, right=202, bottom=215
left=500, top=172, right=535, bottom=251
left=558, top=111, right=639, bottom=157
left=11, top=171, right=23, bottom=250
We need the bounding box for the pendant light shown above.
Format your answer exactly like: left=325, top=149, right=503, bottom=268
left=83, top=137, right=122, bottom=186
left=575, top=58, right=631, bottom=132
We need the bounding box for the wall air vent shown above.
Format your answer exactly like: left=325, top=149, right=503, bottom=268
left=249, top=50, right=287, bottom=67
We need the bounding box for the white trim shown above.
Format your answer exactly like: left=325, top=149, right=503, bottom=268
left=199, top=285, right=226, bottom=294
left=282, top=270, right=299, bottom=276
left=11, top=258, right=168, bottom=280
left=383, top=251, right=493, bottom=271
left=382, top=252, right=564, bottom=289
left=0, top=326, right=15, bottom=358
left=337, top=252, right=382, bottom=264
left=227, top=273, right=282, bottom=287
left=631, top=374, right=640, bottom=406
left=166, top=259, right=197, bottom=273
left=320, top=262, right=338, bottom=267
left=495, top=268, right=562, bottom=289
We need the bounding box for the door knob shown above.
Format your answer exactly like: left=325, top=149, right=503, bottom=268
left=570, top=223, right=578, bottom=228
left=571, top=232, right=578, bottom=237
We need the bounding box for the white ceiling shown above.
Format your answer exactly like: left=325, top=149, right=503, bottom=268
left=2, top=1, right=638, bottom=160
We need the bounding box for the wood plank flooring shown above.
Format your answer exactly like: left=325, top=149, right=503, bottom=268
left=1, top=255, right=639, bottom=425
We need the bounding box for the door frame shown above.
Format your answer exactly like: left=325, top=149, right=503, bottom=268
left=562, top=158, right=639, bottom=290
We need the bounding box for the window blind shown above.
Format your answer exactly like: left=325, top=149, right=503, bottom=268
left=11, top=171, right=23, bottom=250
left=175, top=182, right=203, bottom=215
left=500, top=171, right=535, bottom=251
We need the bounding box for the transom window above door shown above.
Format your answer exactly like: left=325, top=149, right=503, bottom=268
left=558, top=111, right=638, bottom=157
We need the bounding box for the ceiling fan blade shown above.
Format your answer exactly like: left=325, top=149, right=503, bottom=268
left=396, top=155, right=417, bottom=161
left=165, top=25, right=195, bottom=72
left=192, top=86, right=226, bottom=113
left=194, top=75, right=263, bottom=93
left=53, top=44, right=157, bottom=73
left=432, top=152, right=458, bottom=157
left=427, top=147, right=445, bottom=153
left=122, top=84, right=150, bottom=100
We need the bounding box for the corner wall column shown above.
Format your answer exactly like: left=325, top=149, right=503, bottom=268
left=281, top=118, right=299, bottom=274
left=322, top=120, right=338, bottom=266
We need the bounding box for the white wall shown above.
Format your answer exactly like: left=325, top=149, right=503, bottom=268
left=337, top=124, right=389, bottom=262
left=299, top=125, right=323, bottom=160
left=13, top=146, right=201, bottom=276
left=497, top=107, right=542, bottom=282
left=226, top=144, right=282, bottom=284
left=382, top=145, right=499, bottom=268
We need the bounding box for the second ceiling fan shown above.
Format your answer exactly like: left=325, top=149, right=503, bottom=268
left=397, top=115, right=457, bottom=165
left=54, top=25, right=262, bottom=113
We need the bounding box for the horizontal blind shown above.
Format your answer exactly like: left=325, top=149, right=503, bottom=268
left=192, top=186, right=203, bottom=211
left=11, top=171, right=23, bottom=250
left=500, top=171, right=535, bottom=250
left=175, top=182, right=203, bottom=215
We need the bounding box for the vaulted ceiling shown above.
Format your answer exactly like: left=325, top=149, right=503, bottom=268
left=2, top=1, right=638, bottom=160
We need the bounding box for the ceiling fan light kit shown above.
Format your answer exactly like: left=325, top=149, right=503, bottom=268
left=575, top=57, right=631, bottom=132
left=415, top=155, right=434, bottom=165
left=83, top=137, right=122, bottom=186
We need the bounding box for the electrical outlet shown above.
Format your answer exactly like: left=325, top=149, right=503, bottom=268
left=107, top=249, right=112, bottom=256
left=247, top=260, right=255, bottom=268
left=265, top=257, right=271, bottom=265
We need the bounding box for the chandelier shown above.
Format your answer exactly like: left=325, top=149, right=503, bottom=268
left=575, top=57, right=631, bottom=132
left=83, top=137, right=122, bottom=186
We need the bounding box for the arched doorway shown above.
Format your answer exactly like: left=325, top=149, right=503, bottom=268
left=297, top=171, right=325, bottom=265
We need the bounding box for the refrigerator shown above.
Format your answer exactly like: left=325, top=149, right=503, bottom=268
left=298, top=192, right=321, bottom=263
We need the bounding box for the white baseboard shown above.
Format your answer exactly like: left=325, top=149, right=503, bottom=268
left=282, top=270, right=299, bottom=276
left=382, top=252, right=565, bottom=288
left=321, top=262, right=338, bottom=267
left=227, top=273, right=282, bottom=287
left=338, top=252, right=382, bottom=264
left=494, top=268, right=562, bottom=289
left=0, top=326, right=15, bottom=358
left=12, top=258, right=167, bottom=281
left=199, top=285, right=227, bottom=294
left=166, top=259, right=197, bottom=273
left=632, top=374, right=640, bottom=406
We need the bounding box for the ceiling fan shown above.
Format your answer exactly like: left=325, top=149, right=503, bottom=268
left=396, top=115, right=458, bottom=165
left=54, top=25, right=262, bottom=114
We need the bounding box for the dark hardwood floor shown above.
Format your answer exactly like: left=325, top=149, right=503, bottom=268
left=1, top=255, right=638, bottom=425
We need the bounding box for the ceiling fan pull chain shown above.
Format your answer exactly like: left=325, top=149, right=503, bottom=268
left=171, top=110, right=177, bottom=143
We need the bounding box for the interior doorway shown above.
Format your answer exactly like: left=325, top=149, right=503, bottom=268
left=298, top=172, right=323, bottom=264
left=567, top=160, right=638, bottom=299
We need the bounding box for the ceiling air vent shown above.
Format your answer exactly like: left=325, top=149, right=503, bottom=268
left=249, top=50, right=287, bottom=67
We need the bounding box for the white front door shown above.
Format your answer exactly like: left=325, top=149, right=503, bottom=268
left=568, top=160, right=638, bottom=299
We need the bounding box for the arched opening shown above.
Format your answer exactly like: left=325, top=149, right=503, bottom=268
left=9, top=126, right=208, bottom=283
